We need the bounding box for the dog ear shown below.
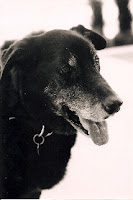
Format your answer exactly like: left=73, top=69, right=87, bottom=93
left=0, top=38, right=41, bottom=109
left=1, top=37, right=39, bottom=78
left=0, top=38, right=36, bottom=109
left=0, top=44, right=22, bottom=109
left=70, top=25, right=106, bottom=50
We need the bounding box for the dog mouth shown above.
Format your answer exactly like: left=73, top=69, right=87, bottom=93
left=62, top=105, right=109, bottom=145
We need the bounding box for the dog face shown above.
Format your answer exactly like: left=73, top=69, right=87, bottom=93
left=40, top=31, right=109, bottom=120
left=1, top=25, right=122, bottom=145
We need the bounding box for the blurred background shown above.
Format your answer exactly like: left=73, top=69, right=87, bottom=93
left=0, top=0, right=133, bottom=46
left=0, top=0, right=133, bottom=199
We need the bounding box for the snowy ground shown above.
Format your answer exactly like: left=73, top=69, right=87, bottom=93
left=41, top=45, right=133, bottom=200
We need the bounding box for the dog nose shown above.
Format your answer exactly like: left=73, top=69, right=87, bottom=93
left=103, top=99, right=123, bottom=115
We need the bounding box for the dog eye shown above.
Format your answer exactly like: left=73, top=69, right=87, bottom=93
left=60, top=65, right=72, bottom=74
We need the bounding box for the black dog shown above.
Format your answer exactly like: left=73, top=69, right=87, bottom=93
left=0, top=25, right=122, bottom=198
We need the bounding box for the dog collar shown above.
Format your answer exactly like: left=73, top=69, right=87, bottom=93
left=9, top=117, right=53, bottom=156
left=9, top=116, right=16, bottom=120
left=33, top=125, right=53, bottom=155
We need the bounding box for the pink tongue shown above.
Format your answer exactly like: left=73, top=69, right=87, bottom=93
left=89, top=121, right=109, bottom=145
left=79, top=118, right=109, bottom=145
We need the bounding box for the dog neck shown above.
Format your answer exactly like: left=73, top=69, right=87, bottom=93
left=8, top=115, right=52, bottom=136
left=8, top=112, right=77, bottom=137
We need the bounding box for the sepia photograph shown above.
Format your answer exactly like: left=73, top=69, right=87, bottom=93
left=0, top=0, right=133, bottom=199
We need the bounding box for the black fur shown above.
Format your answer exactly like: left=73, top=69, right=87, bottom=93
left=0, top=25, right=121, bottom=199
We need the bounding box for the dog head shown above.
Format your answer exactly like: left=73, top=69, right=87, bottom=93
left=1, top=25, right=122, bottom=145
